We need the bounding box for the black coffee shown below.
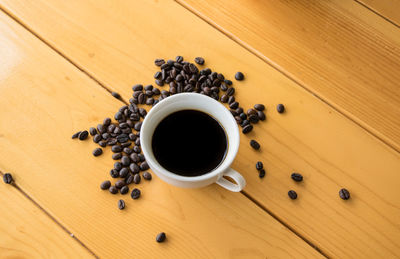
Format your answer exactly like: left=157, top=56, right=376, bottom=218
left=152, top=110, right=227, bottom=176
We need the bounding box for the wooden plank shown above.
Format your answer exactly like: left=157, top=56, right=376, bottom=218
left=0, top=10, right=321, bottom=259
left=0, top=0, right=400, bottom=257
left=177, top=0, right=400, bottom=152
left=356, top=0, right=400, bottom=26
left=0, top=177, right=94, bottom=258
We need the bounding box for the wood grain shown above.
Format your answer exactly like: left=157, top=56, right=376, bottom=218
left=357, top=0, right=400, bottom=26
left=0, top=179, right=94, bottom=258
left=0, top=0, right=399, bottom=257
left=178, top=0, right=400, bottom=152
left=0, top=10, right=321, bottom=259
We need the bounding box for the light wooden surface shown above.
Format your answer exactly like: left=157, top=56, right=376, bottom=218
left=178, top=0, right=400, bottom=152
left=0, top=10, right=322, bottom=259
left=357, top=0, right=400, bottom=26
left=0, top=179, right=94, bottom=258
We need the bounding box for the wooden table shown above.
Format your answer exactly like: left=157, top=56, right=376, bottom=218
left=0, top=1, right=399, bottom=258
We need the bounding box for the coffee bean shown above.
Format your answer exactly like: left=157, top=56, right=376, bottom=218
left=122, top=147, right=132, bottom=155
left=121, top=142, right=132, bottom=148
left=121, top=156, right=130, bottom=166
left=107, top=138, right=118, bottom=146
left=235, top=72, right=244, bottom=81
left=119, top=167, right=129, bottom=178
left=228, top=96, right=235, bottom=104
left=137, top=93, right=145, bottom=104
left=110, top=169, right=119, bottom=178
left=257, top=111, right=266, bottom=121
left=102, top=133, right=110, bottom=140
left=220, top=83, right=228, bottom=91
left=247, top=109, right=257, bottom=116
left=135, top=138, right=141, bottom=146
left=130, top=153, right=140, bottom=163
left=3, top=173, right=13, bottom=184
left=100, top=180, right=111, bottom=190
left=121, top=128, right=131, bottom=134
left=235, top=116, right=242, bottom=124
left=112, top=145, right=122, bottom=153
left=93, top=148, right=103, bottom=157
left=133, top=174, right=141, bottom=184
left=109, top=186, right=118, bottom=194
left=143, top=172, right=152, bottom=180
left=256, top=161, right=263, bottom=170
left=229, top=101, right=239, bottom=109
left=194, top=57, right=204, bottom=65
left=277, top=104, right=285, bottom=113
left=156, top=232, right=166, bottom=243
left=89, top=127, right=97, bottom=136
left=259, top=169, right=266, bottom=178
left=155, top=59, right=165, bottom=66
left=235, top=107, right=243, bottom=114
left=107, top=124, right=116, bottom=133
left=112, top=92, right=121, bottom=99
left=134, top=122, right=142, bottom=131
left=253, top=104, right=264, bottom=111
left=125, top=174, right=134, bottom=185
left=239, top=113, right=247, bottom=120
left=114, top=162, right=122, bottom=171
left=139, top=108, right=147, bottom=118
left=155, top=79, right=164, bottom=86
left=339, top=188, right=350, bottom=200
left=98, top=140, right=107, bottom=147
left=119, top=122, right=129, bottom=129
left=120, top=185, right=129, bottom=194
left=140, top=162, right=149, bottom=171
left=118, top=200, right=125, bottom=210
left=249, top=114, right=259, bottom=124
left=132, top=84, right=144, bottom=92
left=250, top=140, right=260, bottom=150
left=133, top=146, right=141, bottom=153
left=111, top=153, right=121, bottom=160
left=241, top=120, right=249, bottom=127
left=97, top=124, right=106, bottom=134
left=131, top=188, right=141, bottom=199
left=130, top=163, right=140, bottom=174
left=129, top=133, right=136, bottom=141
left=152, top=88, right=161, bottom=95
left=78, top=130, right=89, bottom=140
left=224, top=79, right=232, bottom=86
left=227, top=87, right=235, bottom=96
left=242, top=124, right=253, bottom=134
left=291, top=173, right=303, bottom=182
left=220, top=94, right=228, bottom=103
left=138, top=154, right=146, bottom=162
left=115, top=180, right=125, bottom=189
left=288, top=190, right=297, bottom=200
left=146, top=98, right=154, bottom=105
left=72, top=131, right=81, bottom=139
left=117, top=134, right=129, bottom=143
left=161, top=63, right=170, bottom=69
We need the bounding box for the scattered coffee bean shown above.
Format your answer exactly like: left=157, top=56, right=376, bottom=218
left=130, top=163, right=140, bottom=174
left=115, top=180, right=126, bottom=189
left=78, top=130, right=89, bottom=140
left=254, top=104, right=265, bottom=111
left=138, top=154, right=146, bottom=162
left=156, top=232, right=166, bottom=243
left=228, top=96, right=235, bottom=104
left=110, top=169, right=119, bottom=178
left=97, top=124, right=106, bottom=134
left=130, top=153, right=140, bottom=163
left=109, top=186, right=118, bottom=194
left=3, top=173, right=13, bottom=184
left=250, top=140, right=260, bottom=150
left=257, top=111, right=266, bottom=121
left=229, top=101, right=239, bottom=109
left=291, top=173, right=303, bottom=182
left=93, top=148, right=103, bottom=157
left=111, top=145, right=123, bottom=153
left=89, top=127, right=97, bottom=136
left=134, top=122, right=142, bottom=131
left=107, top=138, right=118, bottom=146
left=247, top=108, right=257, bottom=116
left=119, top=167, right=129, bottom=178
left=135, top=138, right=141, bottom=146
left=118, top=199, right=125, bottom=210
left=112, top=92, right=121, bottom=99
left=131, top=188, right=141, bottom=199
left=100, top=180, right=111, bottom=190
left=224, top=79, right=232, bottom=85
left=220, top=94, right=228, bottom=103
left=239, top=113, right=247, bottom=120
left=133, top=174, right=141, bottom=184
left=112, top=153, right=122, bottom=160
left=72, top=131, right=81, bottom=139
left=194, top=57, right=204, bottom=65
left=121, top=142, right=131, bottom=148
left=242, top=124, right=253, bottom=134
left=120, top=185, right=129, bottom=194
left=249, top=114, right=259, bottom=124
left=140, top=162, right=149, bottom=171
left=121, top=156, right=130, bottom=166
left=226, top=87, right=235, bottom=96
left=154, top=59, right=165, bottom=66
left=256, top=161, right=263, bottom=170
left=143, top=172, right=152, bottom=180
left=133, top=146, right=141, bottom=153
left=125, top=174, right=134, bottom=184
left=235, top=72, right=244, bottom=81
left=339, top=188, right=350, bottom=200
left=259, top=169, right=265, bottom=178
left=98, top=140, right=107, bottom=147
left=114, top=162, right=122, bottom=171
left=288, top=190, right=297, bottom=200
left=241, top=120, right=249, bottom=127
left=277, top=104, right=285, bottom=113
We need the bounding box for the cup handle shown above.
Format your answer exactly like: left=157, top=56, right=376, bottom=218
left=216, top=168, right=246, bottom=192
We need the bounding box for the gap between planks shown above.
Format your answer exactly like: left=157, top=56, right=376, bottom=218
left=175, top=0, right=400, bottom=155
left=353, top=0, right=400, bottom=28
left=0, top=170, right=99, bottom=258
left=0, top=5, right=328, bottom=258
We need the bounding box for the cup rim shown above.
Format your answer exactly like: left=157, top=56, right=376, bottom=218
left=140, top=93, right=240, bottom=182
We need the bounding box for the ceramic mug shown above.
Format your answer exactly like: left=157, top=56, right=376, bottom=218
left=140, top=93, right=246, bottom=192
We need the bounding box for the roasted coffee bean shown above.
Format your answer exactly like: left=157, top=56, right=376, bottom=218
left=137, top=93, right=145, bottom=104
left=194, top=57, right=205, bottom=65
left=112, top=145, right=123, bottom=153
left=121, top=128, right=131, bottom=134
left=220, top=94, right=228, bottom=103
left=107, top=124, right=116, bottom=133
left=152, top=88, right=161, bottom=95
left=235, top=107, right=243, bottom=114
left=256, top=161, right=263, bottom=170
left=212, top=79, right=221, bottom=87
left=123, top=147, right=132, bottom=155
left=89, top=127, right=97, bottom=136
left=140, top=162, right=149, bottom=171
left=109, top=186, right=118, bottom=194
left=133, top=146, right=141, bottom=153
left=241, top=120, right=249, bottom=127
left=98, top=124, right=106, bottom=134
left=259, top=169, right=266, bottom=178
left=130, top=163, right=140, bottom=174
left=155, top=79, right=164, bottom=86
left=133, top=91, right=141, bottom=98
left=220, top=83, right=228, bottom=91
left=125, top=174, right=134, bottom=185
left=291, top=173, right=303, bottom=182
left=126, top=120, right=135, bottom=128
left=247, top=108, right=257, bottom=116
left=239, top=113, right=247, bottom=120
left=228, top=96, right=235, bottom=104
left=133, top=174, right=141, bottom=184
left=134, top=122, right=142, bottom=131
left=254, top=104, right=265, bottom=111
left=130, top=153, right=140, bottom=163
left=288, top=190, right=297, bottom=200
left=100, top=180, right=111, bottom=190
left=235, top=72, right=244, bottom=81
left=119, top=167, right=129, bottom=178
left=98, top=140, right=107, bottom=147
left=229, top=101, right=239, bottom=109
left=155, top=59, right=165, bottom=66
left=160, top=63, right=170, bottom=69
left=277, top=104, right=285, bottom=113
left=131, top=188, right=141, bottom=199
left=93, top=148, right=103, bottom=157
left=102, top=133, right=110, bottom=140
left=257, top=111, right=266, bottom=121
left=250, top=140, right=260, bottom=150
left=3, top=173, right=13, bottom=184
left=224, top=79, right=232, bottom=85
left=115, top=180, right=125, bottom=189
left=235, top=116, right=242, bottom=124
left=71, top=131, right=81, bottom=139
left=78, top=130, right=89, bottom=140
left=143, top=172, right=152, bottom=180
left=117, top=134, right=129, bottom=143
left=112, top=153, right=122, bottom=160
left=146, top=98, right=154, bottom=105
left=154, top=71, right=162, bottom=79
left=114, top=112, right=123, bottom=121
left=139, top=108, right=147, bottom=118
left=111, top=92, right=121, bottom=99
left=138, top=154, right=146, bottom=162
left=121, top=142, right=131, bottom=148
left=242, top=124, right=253, bottom=134
left=156, top=232, right=166, bottom=243
left=119, top=105, right=128, bottom=113
left=227, top=87, right=235, bottom=96
left=113, top=127, right=122, bottom=135
left=129, top=133, right=136, bottom=141
left=118, top=200, right=125, bottom=210
left=135, top=138, right=141, bottom=146
left=120, top=185, right=129, bottom=195
left=119, top=122, right=129, bottom=129
left=249, top=114, right=259, bottom=124
left=121, top=156, right=130, bottom=166
left=110, top=169, right=119, bottom=178
left=107, top=138, right=118, bottom=146
left=339, top=188, right=350, bottom=200
left=113, top=163, right=123, bottom=173
left=230, top=109, right=238, bottom=116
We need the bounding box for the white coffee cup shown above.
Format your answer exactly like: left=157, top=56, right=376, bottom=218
left=140, top=93, right=246, bottom=192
